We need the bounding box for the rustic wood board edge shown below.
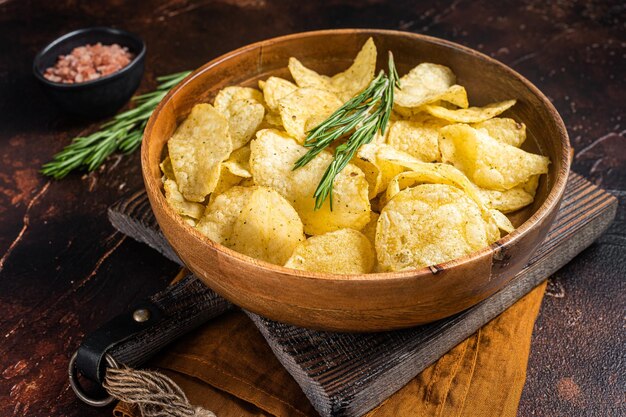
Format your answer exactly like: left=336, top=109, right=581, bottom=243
left=108, top=172, right=617, bottom=417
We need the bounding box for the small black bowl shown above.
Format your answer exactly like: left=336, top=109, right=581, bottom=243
left=33, top=27, right=146, bottom=118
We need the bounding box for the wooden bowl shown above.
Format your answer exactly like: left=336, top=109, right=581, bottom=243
left=142, top=29, right=570, bottom=332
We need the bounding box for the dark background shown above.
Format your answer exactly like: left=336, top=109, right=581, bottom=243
left=0, top=1, right=624, bottom=416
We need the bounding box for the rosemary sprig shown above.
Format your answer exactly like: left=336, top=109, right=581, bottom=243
left=41, top=70, right=191, bottom=179
left=294, top=52, right=399, bottom=210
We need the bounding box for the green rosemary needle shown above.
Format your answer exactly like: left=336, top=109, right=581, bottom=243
left=294, top=52, right=399, bottom=210
left=41, top=70, right=191, bottom=179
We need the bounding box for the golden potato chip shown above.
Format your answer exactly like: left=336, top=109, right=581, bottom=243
left=212, top=164, right=243, bottom=197
left=284, top=228, right=375, bottom=274
left=230, top=187, right=305, bottom=265
left=376, top=146, right=500, bottom=241
left=478, top=185, right=534, bottom=213
left=386, top=118, right=447, bottom=162
left=250, top=129, right=371, bottom=235
left=361, top=212, right=379, bottom=247
left=352, top=143, right=405, bottom=199
left=350, top=155, right=378, bottom=200
left=489, top=208, right=515, bottom=233
left=435, top=84, right=469, bottom=108
left=439, top=124, right=550, bottom=190
left=377, top=146, right=484, bottom=206
left=257, top=80, right=266, bottom=91
left=472, top=117, right=526, bottom=147
left=523, top=174, right=540, bottom=196
left=159, top=156, right=175, bottom=179
left=262, top=76, right=298, bottom=112
left=424, top=100, right=516, bottom=123
left=195, top=186, right=255, bottom=244
left=288, top=57, right=332, bottom=91
left=211, top=146, right=253, bottom=197
left=223, top=145, right=252, bottom=178
left=329, top=37, right=377, bottom=101
left=213, top=86, right=265, bottom=114
left=376, top=184, right=498, bottom=271
left=394, top=63, right=468, bottom=108
left=162, top=177, right=205, bottom=220
left=278, top=88, right=343, bottom=143
left=289, top=38, right=376, bottom=102
left=262, top=111, right=283, bottom=128
left=224, top=98, right=265, bottom=150
left=476, top=173, right=539, bottom=214
left=168, top=103, right=232, bottom=202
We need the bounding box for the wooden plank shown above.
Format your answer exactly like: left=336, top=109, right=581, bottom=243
left=108, top=172, right=617, bottom=417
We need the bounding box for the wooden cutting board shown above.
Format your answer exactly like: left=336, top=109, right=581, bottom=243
left=108, top=172, right=616, bottom=417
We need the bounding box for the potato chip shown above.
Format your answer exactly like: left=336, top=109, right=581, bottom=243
left=376, top=146, right=484, bottom=206
left=394, top=63, right=468, bottom=109
left=195, top=186, right=255, bottom=244
left=159, top=156, right=175, bottom=179
left=262, top=76, right=298, bottom=112
left=162, top=177, right=205, bottom=221
left=212, top=164, right=243, bottom=197
left=168, top=103, right=232, bottom=202
left=476, top=173, right=539, bottom=214
left=361, top=212, right=379, bottom=247
left=435, top=84, right=469, bottom=108
left=329, top=37, right=377, bottom=101
left=478, top=184, right=535, bottom=213
left=230, top=187, right=305, bottom=265
left=288, top=57, right=332, bottom=91
left=214, top=87, right=266, bottom=149
left=262, top=111, right=283, bottom=128
left=386, top=118, right=447, bottom=162
left=523, top=174, right=540, bottom=196
left=350, top=155, right=378, bottom=200
left=424, top=100, right=516, bottom=123
left=278, top=88, right=343, bottom=143
left=161, top=156, right=204, bottom=221
left=289, top=38, right=376, bottom=102
left=489, top=208, right=515, bottom=233
left=223, top=145, right=252, bottom=178
left=223, top=98, right=265, bottom=150
left=472, top=117, right=526, bottom=147
left=376, top=184, right=497, bottom=271
left=439, top=124, right=550, bottom=190
left=211, top=146, right=253, bottom=197
left=214, top=86, right=265, bottom=114
left=284, top=228, right=375, bottom=274
left=376, top=146, right=500, bottom=241
left=352, top=143, right=405, bottom=199
left=250, top=129, right=371, bottom=235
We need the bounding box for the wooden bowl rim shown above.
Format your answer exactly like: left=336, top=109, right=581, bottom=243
left=142, top=28, right=570, bottom=283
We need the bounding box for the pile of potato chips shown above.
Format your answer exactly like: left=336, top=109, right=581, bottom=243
left=162, top=38, right=550, bottom=274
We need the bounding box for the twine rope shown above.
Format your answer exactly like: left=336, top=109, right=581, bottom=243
left=103, top=365, right=216, bottom=417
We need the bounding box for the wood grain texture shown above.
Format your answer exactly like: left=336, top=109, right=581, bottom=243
left=0, top=1, right=623, bottom=416
left=141, top=29, right=570, bottom=332
left=108, top=172, right=616, bottom=417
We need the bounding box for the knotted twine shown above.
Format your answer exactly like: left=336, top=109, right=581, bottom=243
left=103, top=364, right=216, bottom=417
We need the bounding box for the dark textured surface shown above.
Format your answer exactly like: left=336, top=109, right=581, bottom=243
left=0, top=1, right=623, bottom=416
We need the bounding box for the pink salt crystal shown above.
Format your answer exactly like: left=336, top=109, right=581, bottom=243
left=43, top=42, right=134, bottom=84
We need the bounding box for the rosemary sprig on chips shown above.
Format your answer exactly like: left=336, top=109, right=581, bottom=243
left=294, top=52, right=399, bottom=210
left=41, top=70, right=191, bottom=179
